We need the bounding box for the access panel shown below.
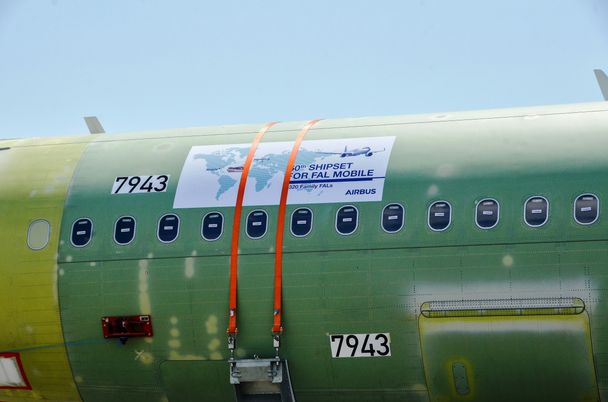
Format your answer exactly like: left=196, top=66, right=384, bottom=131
left=418, top=298, right=598, bottom=402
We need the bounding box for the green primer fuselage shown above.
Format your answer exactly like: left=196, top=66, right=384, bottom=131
left=1, top=102, right=608, bottom=401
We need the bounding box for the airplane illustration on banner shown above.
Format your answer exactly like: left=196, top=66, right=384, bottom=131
left=318, top=145, right=386, bottom=158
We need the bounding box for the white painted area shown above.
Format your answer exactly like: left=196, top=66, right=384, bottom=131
left=0, top=357, right=26, bottom=387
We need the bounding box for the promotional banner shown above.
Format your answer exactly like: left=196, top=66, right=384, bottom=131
left=173, top=136, right=395, bottom=208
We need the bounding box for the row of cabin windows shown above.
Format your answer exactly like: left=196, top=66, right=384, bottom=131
left=69, top=193, right=600, bottom=247
left=427, top=194, right=599, bottom=231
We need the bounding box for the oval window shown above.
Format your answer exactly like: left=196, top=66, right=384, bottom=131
left=202, top=212, right=224, bottom=241
left=246, top=210, right=268, bottom=239
left=428, top=201, right=451, bottom=231
left=524, top=196, right=548, bottom=227
left=290, top=208, right=313, bottom=237
left=336, top=205, right=358, bottom=235
left=158, top=214, right=180, bottom=243
left=382, top=204, right=404, bottom=233
left=27, top=220, right=50, bottom=250
left=476, top=199, right=499, bottom=229
left=71, top=218, right=93, bottom=247
left=574, top=194, right=599, bottom=225
left=114, top=216, right=136, bottom=245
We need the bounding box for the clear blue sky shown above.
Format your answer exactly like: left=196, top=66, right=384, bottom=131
left=1, top=0, right=607, bottom=138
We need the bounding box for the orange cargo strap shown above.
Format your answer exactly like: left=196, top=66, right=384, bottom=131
left=272, top=119, right=322, bottom=334
left=227, top=122, right=277, bottom=335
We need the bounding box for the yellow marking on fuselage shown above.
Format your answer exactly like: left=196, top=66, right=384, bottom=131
left=138, top=259, right=151, bottom=315
left=205, top=314, right=218, bottom=335
left=0, top=137, right=91, bottom=401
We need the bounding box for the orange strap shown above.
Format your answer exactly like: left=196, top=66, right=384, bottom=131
left=272, top=119, right=321, bottom=334
left=228, top=122, right=277, bottom=335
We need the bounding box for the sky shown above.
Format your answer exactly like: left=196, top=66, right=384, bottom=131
left=0, top=0, right=607, bottom=138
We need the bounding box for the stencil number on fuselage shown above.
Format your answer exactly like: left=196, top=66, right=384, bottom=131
left=330, top=333, right=390, bottom=358
left=111, top=175, right=170, bottom=194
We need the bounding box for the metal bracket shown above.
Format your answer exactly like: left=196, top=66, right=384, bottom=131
left=273, top=334, right=281, bottom=358
left=227, top=334, right=236, bottom=360
left=229, top=358, right=283, bottom=385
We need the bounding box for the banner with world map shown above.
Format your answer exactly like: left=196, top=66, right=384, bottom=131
left=172, top=136, right=395, bottom=208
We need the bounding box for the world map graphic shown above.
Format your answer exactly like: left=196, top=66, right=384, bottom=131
left=193, top=147, right=331, bottom=200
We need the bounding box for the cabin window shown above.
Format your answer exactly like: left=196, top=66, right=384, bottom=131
left=475, top=199, right=499, bottom=229
left=246, top=210, right=268, bottom=239
left=382, top=203, right=404, bottom=233
left=290, top=208, right=313, bottom=237
left=71, top=218, right=93, bottom=247
left=524, top=196, right=549, bottom=227
left=574, top=194, right=599, bottom=225
left=114, top=216, right=136, bottom=245
left=428, top=201, right=451, bottom=231
left=202, top=212, right=224, bottom=241
left=27, top=220, right=50, bottom=250
left=158, top=214, right=180, bottom=243
left=336, top=205, right=358, bottom=235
